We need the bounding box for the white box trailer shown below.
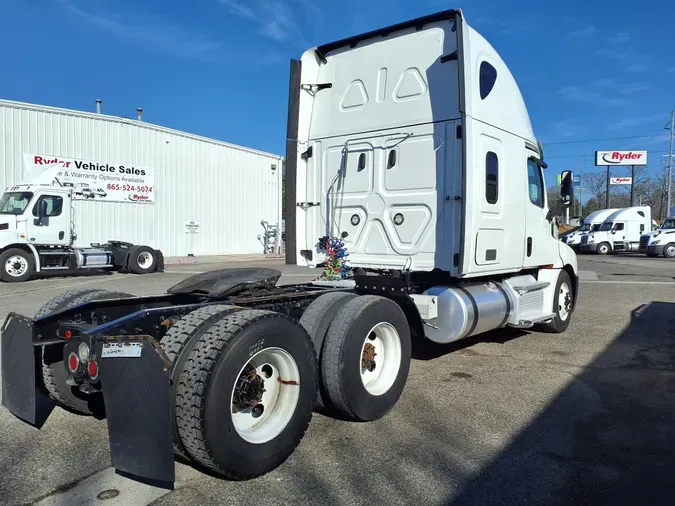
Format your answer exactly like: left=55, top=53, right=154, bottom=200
left=1, top=9, right=578, bottom=488
left=0, top=100, right=283, bottom=258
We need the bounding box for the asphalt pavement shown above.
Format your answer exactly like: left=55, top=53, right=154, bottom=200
left=0, top=255, right=674, bottom=505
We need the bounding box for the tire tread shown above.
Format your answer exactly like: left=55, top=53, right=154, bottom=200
left=175, top=309, right=316, bottom=479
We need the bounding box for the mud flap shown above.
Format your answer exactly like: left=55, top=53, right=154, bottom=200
left=98, top=340, right=175, bottom=486
left=1, top=313, right=55, bottom=428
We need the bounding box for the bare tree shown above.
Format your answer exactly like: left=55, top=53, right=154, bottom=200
left=583, top=171, right=607, bottom=203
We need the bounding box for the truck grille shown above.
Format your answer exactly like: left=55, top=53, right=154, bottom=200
left=639, top=235, right=649, bottom=250
left=581, top=235, right=589, bottom=245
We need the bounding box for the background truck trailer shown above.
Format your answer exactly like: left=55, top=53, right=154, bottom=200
left=1, top=9, right=578, bottom=487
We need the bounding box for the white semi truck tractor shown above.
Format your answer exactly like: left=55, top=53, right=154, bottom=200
left=1, top=9, right=577, bottom=487
left=639, top=216, right=675, bottom=258
left=562, top=208, right=619, bottom=250
left=0, top=183, right=163, bottom=282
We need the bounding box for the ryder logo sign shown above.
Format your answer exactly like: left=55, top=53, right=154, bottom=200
left=595, top=150, right=648, bottom=166
left=21, top=153, right=155, bottom=204
left=610, top=177, right=633, bottom=185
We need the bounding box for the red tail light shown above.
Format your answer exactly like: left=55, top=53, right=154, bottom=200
left=68, top=352, right=79, bottom=373
left=64, top=330, right=72, bottom=339
left=88, top=360, right=99, bottom=381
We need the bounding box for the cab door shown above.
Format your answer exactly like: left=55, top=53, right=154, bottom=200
left=25, top=193, right=70, bottom=245
left=523, top=156, right=558, bottom=267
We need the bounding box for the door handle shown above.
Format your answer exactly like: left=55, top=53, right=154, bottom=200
left=527, top=237, right=532, bottom=257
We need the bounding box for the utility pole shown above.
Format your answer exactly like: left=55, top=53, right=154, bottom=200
left=579, top=155, right=584, bottom=217
left=630, top=165, right=635, bottom=206
left=667, top=110, right=674, bottom=216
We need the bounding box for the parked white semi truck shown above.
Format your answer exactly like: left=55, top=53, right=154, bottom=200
left=0, top=183, right=163, bottom=282
left=579, top=206, right=655, bottom=254
left=639, top=216, right=675, bottom=258
left=1, top=9, right=577, bottom=487
left=562, top=208, right=619, bottom=250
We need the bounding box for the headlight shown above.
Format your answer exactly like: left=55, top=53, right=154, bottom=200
left=653, top=239, right=660, bottom=245
left=78, top=342, right=90, bottom=362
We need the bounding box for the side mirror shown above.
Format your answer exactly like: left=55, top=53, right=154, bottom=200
left=560, top=170, right=573, bottom=208
left=37, top=199, right=48, bottom=218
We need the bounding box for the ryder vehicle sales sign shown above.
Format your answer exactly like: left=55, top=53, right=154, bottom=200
left=21, top=153, right=155, bottom=204
left=595, top=150, right=648, bottom=166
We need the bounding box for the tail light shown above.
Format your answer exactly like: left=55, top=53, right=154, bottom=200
left=88, top=360, right=99, bottom=381
left=68, top=352, right=79, bottom=373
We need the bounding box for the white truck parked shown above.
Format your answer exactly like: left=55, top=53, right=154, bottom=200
left=579, top=206, right=655, bottom=254
left=562, top=208, right=619, bottom=250
left=639, top=216, right=675, bottom=258
left=0, top=182, right=163, bottom=282
left=1, top=9, right=578, bottom=487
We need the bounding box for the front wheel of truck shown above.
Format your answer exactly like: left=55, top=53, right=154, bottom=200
left=535, top=270, right=574, bottom=334
left=175, top=309, right=318, bottom=479
left=36, top=288, right=133, bottom=416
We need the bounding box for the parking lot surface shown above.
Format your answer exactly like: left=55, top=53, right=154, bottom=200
left=0, top=255, right=674, bottom=505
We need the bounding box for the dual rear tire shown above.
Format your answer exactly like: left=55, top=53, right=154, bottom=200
left=162, top=306, right=319, bottom=479
left=300, top=293, right=412, bottom=422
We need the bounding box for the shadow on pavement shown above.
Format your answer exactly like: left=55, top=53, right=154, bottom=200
left=450, top=301, right=675, bottom=505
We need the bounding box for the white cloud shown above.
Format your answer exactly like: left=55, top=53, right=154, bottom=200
left=626, top=63, right=648, bottom=73
left=608, top=32, right=631, bottom=43
left=559, top=85, right=627, bottom=106
left=57, top=0, right=222, bottom=61
left=568, top=25, right=596, bottom=37
left=215, top=0, right=319, bottom=46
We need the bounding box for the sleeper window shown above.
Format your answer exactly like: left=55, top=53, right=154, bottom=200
left=485, top=152, right=498, bottom=204
left=479, top=61, right=497, bottom=100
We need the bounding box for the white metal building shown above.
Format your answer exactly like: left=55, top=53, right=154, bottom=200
left=0, top=99, right=283, bottom=258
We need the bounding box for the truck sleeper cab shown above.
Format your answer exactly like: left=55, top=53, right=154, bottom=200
left=2, top=9, right=578, bottom=490
left=0, top=184, right=162, bottom=282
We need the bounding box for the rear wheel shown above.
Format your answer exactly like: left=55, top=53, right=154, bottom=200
left=128, top=245, right=157, bottom=274
left=298, top=291, right=357, bottom=410
left=160, top=304, right=245, bottom=458
left=36, top=288, right=133, bottom=416
left=320, top=295, right=412, bottom=422
left=175, top=310, right=318, bottom=479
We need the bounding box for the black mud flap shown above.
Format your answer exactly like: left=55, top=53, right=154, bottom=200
left=98, top=340, right=175, bottom=486
left=1, top=313, right=55, bottom=428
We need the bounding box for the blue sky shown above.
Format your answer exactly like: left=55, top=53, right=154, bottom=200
left=1, top=0, right=674, bottom=184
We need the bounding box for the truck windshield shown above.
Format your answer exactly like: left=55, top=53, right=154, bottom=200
left=0, top=192, right=33, bottom=215
left=591, top=224, right=602, bottom=232
left=661, top=219, right=675, bottom=229
left=599, top=222, right=613, bottom=232
left=578, top=224, right=590, bottom=232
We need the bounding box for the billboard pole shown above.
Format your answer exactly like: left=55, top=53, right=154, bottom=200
left=630, top=165, right=635, bottom=206
left=606, top=165, right=610, bottom=209
left=668, top=110, right=674, bottom=216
